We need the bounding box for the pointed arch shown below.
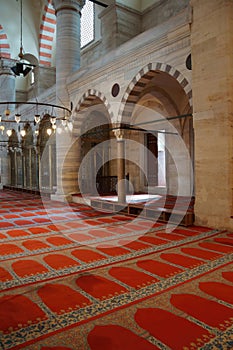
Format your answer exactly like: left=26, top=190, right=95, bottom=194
left=39, top=0, right=56, bottom=67
left=119, top=62, right=192, bottom=125
left=0, top=24, right=11, bottom=59
left=73, top=89, right=113, bottom=136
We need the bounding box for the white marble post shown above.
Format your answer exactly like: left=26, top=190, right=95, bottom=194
left=114, top=128, right=126, bottom=204
left=48, top=144, right=53, bottom=192
left=0, top=158, right=2, bottom=189
left=14, top=149, right=17, bottom=186
left=29, top=147, right=32, bottom=189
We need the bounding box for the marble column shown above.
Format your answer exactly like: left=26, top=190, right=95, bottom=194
left=0, top=59, right=15, bottom=113
left=0, top=158, right=2, bottom=190
left=29, top=147, right=33, bottom=189
left=14, top=149, right=17, bottom=186
left=51, top=0, right=85, bottom=201
left=52, top=0, right=85, bottom=105
left=48, top=144, right=53, bottom=192
left=114, top=128, right=126, bottom=203
left=0, top=58, right=16, bottom=187
left=191, top=0, right=233, bottom=230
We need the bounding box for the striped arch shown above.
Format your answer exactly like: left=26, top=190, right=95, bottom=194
left=73, top=89, right=113, bottom=135
left=0, top=24, right=11, bottom=58
left=119, top=62, right=192, bottom=124
left=39, top=0, right=56, bottom=67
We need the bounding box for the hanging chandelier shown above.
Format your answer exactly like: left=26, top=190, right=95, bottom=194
left=0, top=0, right=73, bottom=142
left=0, top=101, right=72, bottom=137
left=10, top=0, right=34, bottom=76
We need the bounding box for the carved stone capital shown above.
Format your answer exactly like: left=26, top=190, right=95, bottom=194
left=52, top=0, right=85, bottom=15
left=0, top=58, right=16, bottom=77
left=113, top=128, right=124, bottom=141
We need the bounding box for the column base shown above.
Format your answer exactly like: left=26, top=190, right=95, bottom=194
left=50, top=192, right=72, bottom=202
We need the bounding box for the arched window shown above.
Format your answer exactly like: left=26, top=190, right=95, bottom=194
left=81, top=0, right=94, bottom=48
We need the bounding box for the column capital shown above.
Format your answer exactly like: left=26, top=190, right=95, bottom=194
left=113, top=128, right=124, bottom=141
left=0, top=58, right=16, bottom=77
left=52, top=0, right=85, bottom=15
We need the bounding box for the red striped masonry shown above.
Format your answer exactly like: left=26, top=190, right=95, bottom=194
left=40, top=43, right=52, bottom=50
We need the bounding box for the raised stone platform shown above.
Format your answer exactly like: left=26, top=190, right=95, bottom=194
left=90, top=194, right=195, bottom=227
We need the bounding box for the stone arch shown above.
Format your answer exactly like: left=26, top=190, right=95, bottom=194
left=0, top=24, right=11, bottom=58
left=39, top=0, right=56, bottom=67
left=21, top=122, right=34, bottom=151
left=8, top=129, right=19, bottom=187
left=36, top=114, right=52, bottom=155
left=119, top=62, right=192, bottom=125
left=116, top=62, right=194, bottom=199
left=8, top=129, right=19, bottom=149
left=36, top=114, right=55, bottom=190
left=73, top=89, right=113, bottom=136
left=73, top=90, right=114, bottom=195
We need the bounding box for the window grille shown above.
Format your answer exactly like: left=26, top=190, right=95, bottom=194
left=81, top=0, right=94, bottom=48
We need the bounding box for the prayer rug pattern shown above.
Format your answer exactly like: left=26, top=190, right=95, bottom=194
left=0, top=189, right=232, bottom=349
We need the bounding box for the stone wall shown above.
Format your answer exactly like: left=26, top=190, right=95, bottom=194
left=99, top=3, right=141, bottom=52
left=69, top=9, right=192, bottom=199
left=191, top=0, right=233, bottom=230
left=142, top=0, right=189, bottom=32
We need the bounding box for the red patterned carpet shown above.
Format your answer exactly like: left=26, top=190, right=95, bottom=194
left=0, top=189, right=232, bottom=349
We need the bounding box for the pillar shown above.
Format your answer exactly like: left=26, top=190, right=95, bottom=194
left=14, top=149, right=17, bottom=186
left=0, top=58, right=16, bottom=187
left=0, top=58, right=15, bottom=113
left=191, top=0, right=233, bottom=230
left=114, top=128, right=126, bottom=203
left=38, top=151, right=42, bottom=191
left=29, top=147, right=32, bottom=189
left=52, top=0, right=85, bottom=105
left=48, top=144, right=53, bottom=192
left=0, top=158, right=2, bottom=189
left=51, top=0, right=85, bottom=201
left=21, top=149, right=25, bottom=188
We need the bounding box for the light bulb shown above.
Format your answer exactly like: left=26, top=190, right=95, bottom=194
left=6, top=129, right=12, bottom=137
left=15, top=113, right=21, bottom=123
left=34, top=114, right=40, bottom=124
left=20, top=129, right=26, bottom=137
left=0, top=125, right=5, bottom=134
left=5, top=108, right=10, bottom=117
left=50, top=116, right=56, bottom=125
